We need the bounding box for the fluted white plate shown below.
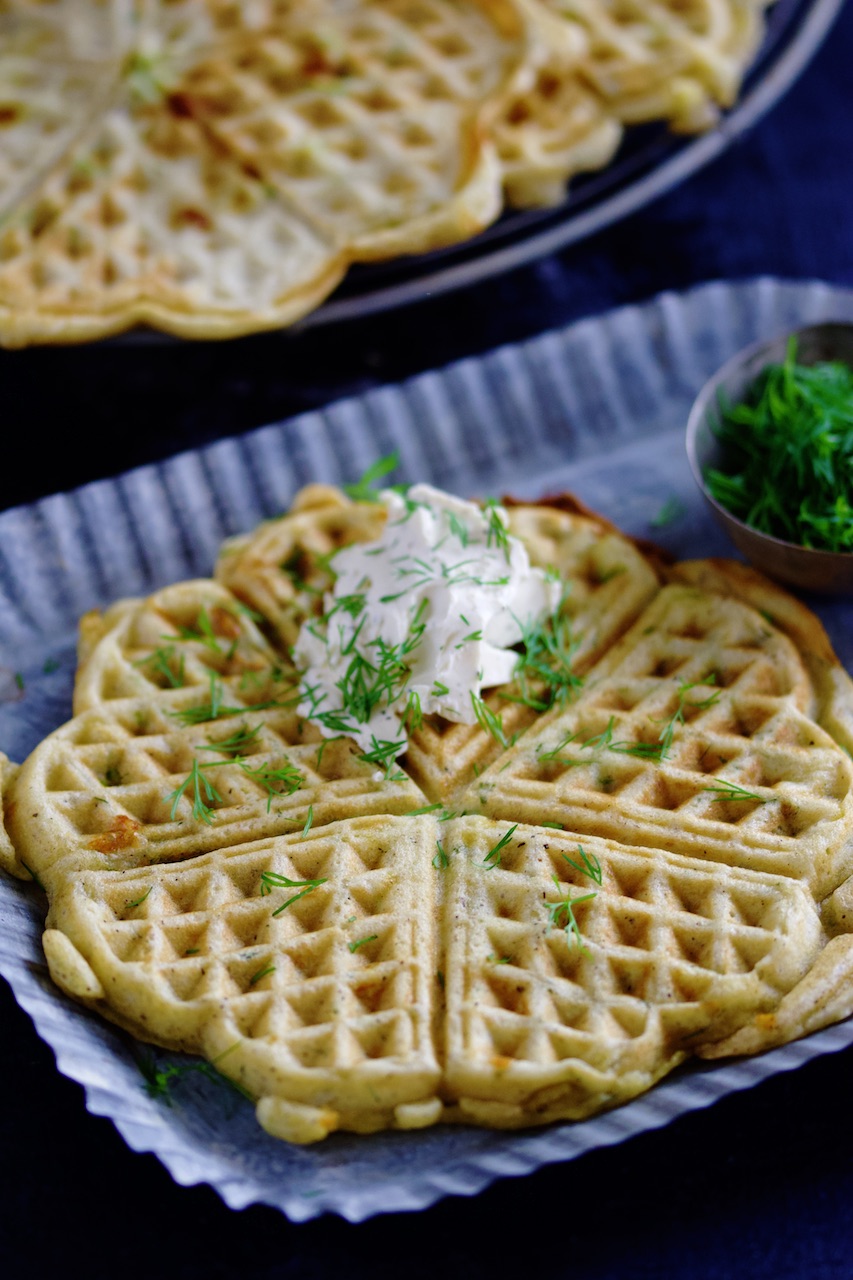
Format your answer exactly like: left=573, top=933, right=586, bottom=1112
left=2, top=276, right=853, bottom=1222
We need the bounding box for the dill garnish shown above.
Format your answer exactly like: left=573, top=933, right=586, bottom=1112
left=702, top=779, right=766, bottom=802
left=512, top=589, right=582, bottom=711
left=703, top=339, right=853, bottom=552
left=342, top=453, right=400, bottom=502
left=481, top=824, right=518, bottom=870
left=166, top=759, right=224, bottom=824
left=176, top=607, right=228, bottom=654
left=198, top=724, right=262, bottom=756
left=547, top=844, right=601, bottom=952
left=137, top=1048, right=251, bottom=1104
left=134, top=645, right=186, bottom=687
left=359, top=734, right=407, bottom=780
left=482, top=498, right=511, bottom=561
left=259, top=870, right=327, bottom=914
left=433, top=840, right=449, bottom=869
left=249, top=963, right=275, bottom=985
left=238, top=758, right=303, bottom=809
left=563, top=845, right=603, bottom=885
left=348, top=935, right=379, bottom=953
left=650, top=497, right=685, bottom=529
left=546, top=879, right=597, bottom=955
left=470, top=692, right=510, bottom=748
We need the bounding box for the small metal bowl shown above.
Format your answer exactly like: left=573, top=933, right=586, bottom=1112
left=686, top=321, right=853, bottom=595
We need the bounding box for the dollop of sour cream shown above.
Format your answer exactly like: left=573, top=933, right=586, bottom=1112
left=293, top=484, right=561, bottom=761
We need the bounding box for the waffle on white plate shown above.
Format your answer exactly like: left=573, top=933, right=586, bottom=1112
left=0, top=0, right=773, bottom=344
left=4, top=484, right=853, bottom=1144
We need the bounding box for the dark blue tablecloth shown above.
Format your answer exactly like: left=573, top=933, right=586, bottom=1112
left=3, top=2, right=853, bottom=1274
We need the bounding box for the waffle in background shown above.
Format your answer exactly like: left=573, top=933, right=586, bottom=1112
left=0, top=0, right=774, bottom=343
left=0, top=0, right=531, bottom=344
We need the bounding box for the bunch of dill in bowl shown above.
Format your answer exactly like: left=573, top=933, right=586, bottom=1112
left=704, top=337, right=853, bottom=553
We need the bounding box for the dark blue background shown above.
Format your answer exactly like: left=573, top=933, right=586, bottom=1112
left=2, top=2, right=853, bottom=1273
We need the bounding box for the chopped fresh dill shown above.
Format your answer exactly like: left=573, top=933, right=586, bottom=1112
left=169, top=674, right=233, bottom=725
left=481, top=824, right=518, bottom=870
left=198, top=724, right=262, bottom=756
left=433, top=840, right=449, bottom=869
left=170, top=673, right=287, bottom=725
left=259, top=870, right=327, bottom=915
left=702, top=779, right=767, bottom=802
left=238, top=759, right=303, bottom=810
left=302, top=805, right=314, bottom=836
left=545, top=676, right=720, bottom=768
left=136, top=1048, right=251, bottom=1105
left=546, top=877, right=597, bottom=954
left=471, top=692, right=510, bottom=748
left=176, top=607, right=224, bottom=653
left=134, top=645, right=186, bottom=688
left=562, top=845, right=603, bottom=885
left=404, top=690, right=423, bottom=731
left=651, top=677, right=721, bottom=761
left=127, top=887, right=152, bottom=908
left=703, top=339, right=853, bottom=552
left=359, top=734, right=407, bottom=780
left=448, top=511, right=470, bottom=545
left=537, top=730, right=580, bottom=761
left=579, top=720, right=616, bottom=753
left=248, top=963, right=275, bottom=985
left=342, top=453, right=400, bottom=503
left=650, top=497, right=686, bottom=529
left=165, top=759, right=224, bottom=824
left=328, top=592, right=366, bottom=621
left=280, top=548, right=324, bottom=595
left=348, top=934, right=379, bottom=953
left=482, top=498, right=511, bottom=562
left=42, top=657, right=60, bottom=674
left=513, top=588, right=582, bottom=711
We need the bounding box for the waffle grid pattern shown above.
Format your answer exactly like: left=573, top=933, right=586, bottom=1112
left=7, top=491, right=853, bottom=1142
left=0, top=0, right=774, bottom=341
left=0, top=0, right=525, bottom=342
left=441, top=820, right=820, bottom=1120
left=52, top=817, right=441, bottom=1125
left=467, top=585, right=853, bottom=888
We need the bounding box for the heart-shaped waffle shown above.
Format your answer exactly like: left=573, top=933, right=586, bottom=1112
left=0, top=0, right=529, bottom=345
left=5, top=487, right=853, bottom=1143
left=0, top=0, right=778, bottom=340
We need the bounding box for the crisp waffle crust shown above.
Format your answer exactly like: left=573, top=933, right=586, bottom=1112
left=5, top=486, right=853, bottom=1142
left=0, top=0, right=773, bottom=343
